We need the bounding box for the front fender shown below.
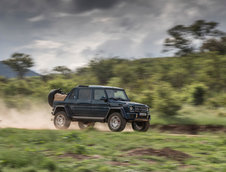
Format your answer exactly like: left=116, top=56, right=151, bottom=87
left=106, top=107, right=129, bottom=119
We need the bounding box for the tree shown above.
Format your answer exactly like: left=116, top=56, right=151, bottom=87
left=89, top=58, right=126, bottom=84
left=53, top=66, right=72, bottom=75
left=201, top=37, right=226, bottom=55
left=164, top=20, right=225, bottom=56
left=3, top=53, right=34, bottom=79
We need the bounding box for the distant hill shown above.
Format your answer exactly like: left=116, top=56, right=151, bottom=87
left=0, top=61, right=40, bottom=78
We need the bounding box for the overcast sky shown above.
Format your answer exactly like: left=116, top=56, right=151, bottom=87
left=0, top=0, right=226, bottom=72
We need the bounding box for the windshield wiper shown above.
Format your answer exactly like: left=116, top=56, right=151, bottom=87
left=116, top=98, right=127, bottom=101
left=109, top=97, right=117, bottom=100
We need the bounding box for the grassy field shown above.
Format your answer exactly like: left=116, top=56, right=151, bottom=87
left=0, top=128, right=226, bottom=172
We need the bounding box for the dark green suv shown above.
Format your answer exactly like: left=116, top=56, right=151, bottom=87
left=48, top=85, right=150, bottom=132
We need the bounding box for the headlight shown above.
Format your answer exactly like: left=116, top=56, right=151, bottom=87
left=129, top=106, right=134, bottom=112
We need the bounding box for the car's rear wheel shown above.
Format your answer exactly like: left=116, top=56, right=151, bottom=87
left=78, top=122, right=95, bottom=129
left=108, top=112, right=126, bottom=132
left=54, top=111, right=71, bottom=129
left=132, top=121, right=149, bottom=132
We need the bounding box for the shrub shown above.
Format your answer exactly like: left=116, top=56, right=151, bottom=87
left=218, top=112, right=226, bottom=117
left=206, top=93, right=226, bottom=108
left=187, top=83, right=207, bottom=105
left=3, top=80, right=33, bottom=96
left=153, top=82, right=181, bottom=116
left=206, top=97, right=221, bottom=108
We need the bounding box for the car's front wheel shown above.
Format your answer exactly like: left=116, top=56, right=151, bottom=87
left=132, top=121, right=149, bottom=132
left=108, top=112, right=126, bottom=132
left=54, top=111, right=71, bottom=129
left=78, top=122, right=95, bottom=129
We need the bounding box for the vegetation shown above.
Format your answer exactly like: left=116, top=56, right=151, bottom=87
left=53, top=66, right=72, bottom=75
left=0, top=128, right=225, bottom=172
left=3, top=53, right=34, bottom=79
left=0, top=19, right=226, bottom=172
left=164, top=20, right=225, bottom=56
left=201, top=36, right=226, bottom=55
left=1, top=52, right=226, bottom=117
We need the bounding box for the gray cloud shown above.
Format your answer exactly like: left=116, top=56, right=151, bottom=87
left=72, top=0, right=121, bottom=12
left=0, top=0, right=121, bottom=16
left=0, top=0, right=226, bottom=72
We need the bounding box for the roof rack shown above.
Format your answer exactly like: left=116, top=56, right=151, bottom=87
left=77, top=85, right=88, bottom=87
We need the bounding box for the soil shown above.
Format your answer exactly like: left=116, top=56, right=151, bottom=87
left=150, top=124, right=226, bottom=134
left=107, top=161, right=130, bottom=166
left=126, top=147, right=191, bottom=161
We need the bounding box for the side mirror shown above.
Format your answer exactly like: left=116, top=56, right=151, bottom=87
left=100, top=96, right=107, bottom=102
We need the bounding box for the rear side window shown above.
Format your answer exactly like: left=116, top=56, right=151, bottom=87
left=68, top=89, right=76, bottom=99
left=94, top=89, right=106, bottom=100
left=78, top=88, right=91, bottom=100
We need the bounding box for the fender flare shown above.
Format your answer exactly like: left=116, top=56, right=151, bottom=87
left=52, top=105, right=72, bottom=118
left=105, top=107, right=127, bottom=120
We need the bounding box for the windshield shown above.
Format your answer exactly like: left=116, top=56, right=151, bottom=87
left=106, top=89, right=128, bottom=101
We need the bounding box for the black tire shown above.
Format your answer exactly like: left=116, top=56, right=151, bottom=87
left=78, top=122, right=95, bottom=129
left=48, top=89, right=62, bottom=107
left=54, top=111, right=71, bottom=129
left=108, top=112, right=126, bottom=132
left=132, top=121, right=150, bottom=132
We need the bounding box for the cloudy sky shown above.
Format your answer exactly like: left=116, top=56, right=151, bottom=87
left=0, top=0, right=226, bottom=72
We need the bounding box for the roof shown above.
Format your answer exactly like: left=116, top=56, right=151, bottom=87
left=0, top=61, right=40, bottom=78
left=77, top=85, right=123, bottom=89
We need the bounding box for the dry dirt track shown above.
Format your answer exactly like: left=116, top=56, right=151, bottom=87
left=1, top=117, right=226, bottom=134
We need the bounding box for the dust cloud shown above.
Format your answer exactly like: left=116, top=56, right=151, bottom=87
left=0, top=100, right=54, bottom=129
left=0, top=100, right=133, bottom=131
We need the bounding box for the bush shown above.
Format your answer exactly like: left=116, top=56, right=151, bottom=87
left=153, top=82, right=181, bottom=116
left=187, top=83, right=207, bottom=105
left=206, top=94, right=226, bottom=108
left=218, top=112, right=226, bottom=117
left=3, top=80, right=33, bottom=96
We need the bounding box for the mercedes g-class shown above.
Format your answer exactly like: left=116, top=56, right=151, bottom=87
left=48, top=85, right=150, bottom=132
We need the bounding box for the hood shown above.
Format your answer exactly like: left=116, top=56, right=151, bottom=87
left=108, top=99, right=148, bottom=107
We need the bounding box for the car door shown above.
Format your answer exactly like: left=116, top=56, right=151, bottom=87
left=65, top=88, right=77, bottom=116
left=92, top=88, right=109, bottom=118
left=74, top=88, right=92, bottom=117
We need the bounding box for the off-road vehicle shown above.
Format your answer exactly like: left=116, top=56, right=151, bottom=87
left=48, top=85, right=150, bottom=132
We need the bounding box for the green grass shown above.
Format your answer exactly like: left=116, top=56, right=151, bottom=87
left=0, top=128, right=226, bottom=171
left=151, top=105, right=226, bottom=126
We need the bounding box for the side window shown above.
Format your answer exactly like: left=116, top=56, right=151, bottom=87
left=78, top=88, right=91, bottom=100
left=68, top=89, right=76, bottom=100
left=94, top=89, right=106, bottom=100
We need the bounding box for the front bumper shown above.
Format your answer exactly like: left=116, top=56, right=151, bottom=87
left=126, top=112, right=151, bottom=121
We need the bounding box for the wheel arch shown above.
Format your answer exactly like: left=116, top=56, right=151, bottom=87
left=105, top=107, right=126, bottom=121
